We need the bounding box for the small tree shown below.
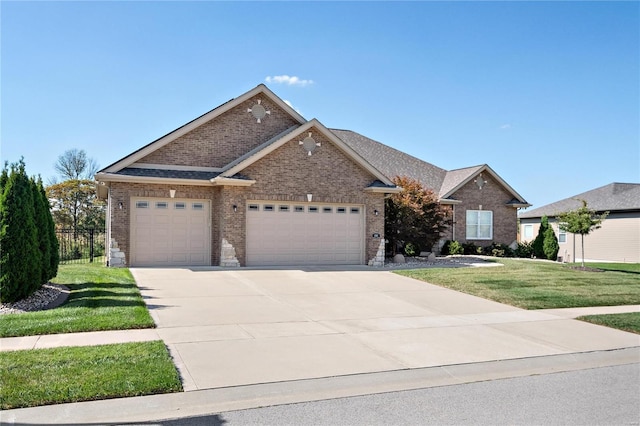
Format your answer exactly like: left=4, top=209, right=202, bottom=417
left=532, top=215, right=550, bottom=259
left=385, top=176, right=447, bottom=256
left=543, top=226, right=559, bottom=261
left=557, top=199, right=609, bottom=267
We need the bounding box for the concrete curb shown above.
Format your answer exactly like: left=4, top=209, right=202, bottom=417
left=2, top=347, right=638, bottom=425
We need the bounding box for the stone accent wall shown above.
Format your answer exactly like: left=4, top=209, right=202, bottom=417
left=220, top=239, right=240, bottom=267
left=108, top=182, right=216, bottom=266
left=109, top=238, right=126, bottom=267
left=138, top=96, right=299, bottom=168
left=368, top=239, right=386, bottom=266
left=450, top=173, right=518, bottom=247
left=218, top=186, right=249, bottom=265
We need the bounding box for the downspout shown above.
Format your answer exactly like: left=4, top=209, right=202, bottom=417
left=452, top=204, right=456, bottom=241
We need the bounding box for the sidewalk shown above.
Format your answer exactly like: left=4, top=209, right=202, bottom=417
left=1, top=302, right=639, bottom=424
left=3, top=348, right=639, bottom=424
left=2, top=305, right=639, bottom=352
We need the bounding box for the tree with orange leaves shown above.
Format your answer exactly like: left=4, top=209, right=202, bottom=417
left=385, top=176, right=448, bottom=257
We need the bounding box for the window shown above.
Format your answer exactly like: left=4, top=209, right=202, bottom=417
left=135, top=201, right=149, bottom=209
left=294, top=206, right=304, bottom=212
left=279, top=205, right=290, bottom=212
left=523, top=225, right=533, bottom=240
left=308, top=206, right=319, bottom=213
left=263, top=205, right=274, bottom=212
left=558, top=229, right=567, bottom=243
left=350, top=207, right=360, bottom=214
left=323, top=207, right=332, bottom=213
left=174, top=202, right=186, bottom=210
left=466, top=210, right=493, bottom=240
left=192, top=203, right=204, bottom=210
left=248, top=204, right=259, bottom=211
left=336, top=207, right=346, bottom=214
left=155, top=202, right=168, bottom=209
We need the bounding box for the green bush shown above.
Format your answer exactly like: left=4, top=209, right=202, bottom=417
left=404, top=242, right=420, bottom=257
left=515, top=241, right=534, bottom=258
left=482, top=242, right=515, bottom=258
left=449, top=241, right=464, bottom=255
left=462, top=242, right=479, bottom=255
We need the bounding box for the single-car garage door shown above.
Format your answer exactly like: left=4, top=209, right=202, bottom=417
left=130, top=198, right=210, bottom=266
left=246, top=201, right=364, bottom=266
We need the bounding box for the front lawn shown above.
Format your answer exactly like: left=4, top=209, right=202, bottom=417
left=0, top=263, right=155, bottom=338
left=397, top=259, right=640, bottom=310
left=0, top=341, right=182, bottom=410
left=572, top=263, right=640, bottom=274
left=578, top=312, right=640, bottom=335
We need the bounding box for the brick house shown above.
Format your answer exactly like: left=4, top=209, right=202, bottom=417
left=96, top=84, right=529, bottom=267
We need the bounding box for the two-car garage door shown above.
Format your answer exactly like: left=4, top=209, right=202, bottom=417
left=246, top=201, right=365, bottom=266
left=130, top=198, right=365, bottom=267
left=130, top=197, right=210, bottom=267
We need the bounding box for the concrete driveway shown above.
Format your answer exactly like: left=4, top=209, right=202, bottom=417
left=131, top=268, right=640, bottom=391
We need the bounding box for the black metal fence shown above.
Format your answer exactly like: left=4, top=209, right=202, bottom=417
left=56, top=228, right=107, bottom=264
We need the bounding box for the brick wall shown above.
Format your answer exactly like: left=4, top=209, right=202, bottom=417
left=108, top=182, right=217, bottom=265
left=221, top=127, right=386, bottom=265
left=139, top=96, right=300, bottom=168
left=451, top=173, right=518, bottom=247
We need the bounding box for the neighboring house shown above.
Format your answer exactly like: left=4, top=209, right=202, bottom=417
left=96, top=84, right=529, bottom=267
left=519, top=183, right=640, bottom=263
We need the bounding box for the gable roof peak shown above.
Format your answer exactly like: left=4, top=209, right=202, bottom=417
left=98, top=84, right=307, bottom=174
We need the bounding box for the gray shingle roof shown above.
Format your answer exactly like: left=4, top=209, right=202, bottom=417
left=519, top=183, right=640, bottom=218
left=331, top=129, right=447, bottom=192
left=117, top=168, right=221, bottom=180
left=439, top=165, right=484, bottom=198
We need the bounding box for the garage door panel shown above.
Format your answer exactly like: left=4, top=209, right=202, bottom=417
left=130, top=198, right=210, bottom=267
left=247, top=201, right=364, bottom=266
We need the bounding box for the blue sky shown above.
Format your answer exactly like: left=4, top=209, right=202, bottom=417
left=2, top=1, right=638, bottom=210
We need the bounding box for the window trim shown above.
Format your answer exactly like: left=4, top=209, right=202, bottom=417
left=466, top=210, right=493, bottom=240
left=523, top=224, right=533, bottom=240
left=558, top=229, right=567, bottom=243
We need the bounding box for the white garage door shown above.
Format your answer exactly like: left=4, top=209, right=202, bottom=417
left=246, top=201, right=364, bottom=266
left=130, top=198, right=210, bottom=266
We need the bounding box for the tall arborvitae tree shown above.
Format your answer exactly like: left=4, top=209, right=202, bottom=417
left=31, top=177, right=59, bottom=283
left=0, top=163, right=8, bottom=190
left=39, top=179, right=60, bottom=280
left=31, top=177, right=51, bottom=285
left=543, top=226, right=560, bottom=261
left=532, top=215, right=550, bottom=259
left=0, top=160, right=42, bottom=302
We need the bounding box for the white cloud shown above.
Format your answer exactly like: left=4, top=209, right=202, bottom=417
left=265, top=75, right=314, bottom=87
left=499, top=124, right=512, bottom=130
left=283, top=99, right=303, bottom=116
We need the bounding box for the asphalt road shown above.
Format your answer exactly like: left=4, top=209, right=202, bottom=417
left=139, top=363, right=640, bottom=426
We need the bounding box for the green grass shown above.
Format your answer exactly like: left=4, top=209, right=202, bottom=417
left=0, top=341, right=182, bottom=410
left=578, top=312, right=640, bottom=335
left=571, top=263, right=640, bottom=274
left=0, top=263, right=155, bottom=338
left=396, top=259, right=640, bottom=310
